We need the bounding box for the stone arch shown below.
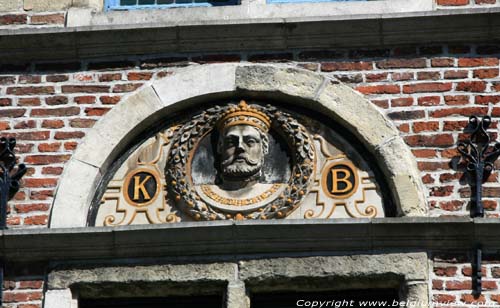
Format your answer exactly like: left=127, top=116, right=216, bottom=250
left=49, top=63, right=426, bottom=228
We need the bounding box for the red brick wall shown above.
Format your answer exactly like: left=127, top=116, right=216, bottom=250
left=432, top=257, right=500, bottom=306
left=1, top=44, right=500, bottom=227
left=3, top=278, right=44, bottom=308
left=437, top=0, right=498, bottom=6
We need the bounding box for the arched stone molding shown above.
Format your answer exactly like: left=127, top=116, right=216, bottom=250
left=49, top=63, right=426, bottom=228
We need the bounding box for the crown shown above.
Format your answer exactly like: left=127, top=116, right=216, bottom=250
left=217, top=101, right=271, bottom=132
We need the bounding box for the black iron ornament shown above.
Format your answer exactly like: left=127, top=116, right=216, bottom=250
left=0, top=137, right=26, bottom=306
left=472, top=244, right=482, bottom=298
left=457, top=116, right=500, bottom=218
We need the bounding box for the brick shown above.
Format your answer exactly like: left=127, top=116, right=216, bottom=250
left=15, top=131, right=50, bottom=141
left=405, top=134, right=454, bottom=147
left=356, top=85, right=400, bottom=95
left=31, top=107, right=80, bottom=117
left=388, top=110, right=425, bottom=120
left=45, top=96, right=68, bottom=105
left=38, top=143, right=61, bottom=152
left=18, top=281, right=43, bottom=290
left=444, top=70, right=468, bottom=79
left=413, top=149, right=438, bottom=158
left=371, top=99, right=389, bottom=109
left=403, top=82, right=452, bottom=94
left=475, top=95, right=500, bottom=104
left=15, top=144, right=34, bottom=153
left=417, top=71, right=440, bottom=80
left=70, top=119, right=96, bottom=128
left=476, top=0, right=496, bottom=4
left=42, top=119, right=64, bottom=129
left=18, top=97, right=41, bottom=106
left=100, top=96, right=121, bottom=105
left=54, top=131, right=85, bottom=140
left=429, top=186, right=454, bottom=197
left=418, top=162, right=451, bottom=171
left=15, top=203, right=50, bottom=214
left=74, top=73, right=95, bottom=82
left=12, top=120, right=34, bottom=130
left=440, top=200, right=464, bottom=211
left=64, top=142, right=78, bottom=151
left=434, top=266, right=458, bottom=276
left=391, top=97, right=413, bottom=107
left=24, top=155, right=70, bottom=165
left=321, top=61, right=373, bottom=71
left=46, top=75, right=69, bottom=82
left=0, top=122, right=10, bottom=130
left=391, top=72, right=414, bottom=81
left=62, top=85, right=110, bottom=93
left=376, top=58, right=426, bottom=69
left=483, top=199, right=498, bottom=210
left=365, top=73, right=388, bottom=82
left=192, top=54, right=242, bottom=64
left=446, top=280, right=471, bottom=290
left=437, top=0, right=469, bottom=4
left=0, top=76, right=15, bottom=85
left=23, top=178, right=58, bottom=188
left=417, top=96, right=441, bottom=106
left=493, top=82, right=500, bottom=91
left=0, top=14, right=27, bottom=25
left=444, top=95, right=469, bottom=105
left=30, top=190, right=54, bottom=201
left=462, top=266, right=486, bottom=277
left=474, top=68, right=499, bottom=79
left=7, top=216, right=21, bottom=226
left=456, top=81, right=487, bottom=92
left=492, top=294, right=500, bottom=303
left=421, top=174, right=435, bottom=184
left=85, top=108, right=110, bottom=116
left=397, top=123, right=409, bottom=133
left=460, top=294, right=485, bottom=304
left=99, top=73, right=122, bottom=82
left=458, top=57, right=499, bottom=67
left=0, top=107, right=27, bottom=119
left=0, top=98, right=12, bottom=106
left=24, top=215, right=49, bottom=225
left=333, top=74, right=363, bottom=83
left=19, top=75, right=41, bottom=84
left=433, top=294, right=455, bottom=303
left=30, top=13, right=65, bottom=25
left=140, top=57, right=188, bottom=69
left=112, top=83, right=142, bottom=93
left=74, top=96, right=96, bottom=104
left=42, top=166, right=63, bottom=175
left=413, top=121, right=439, bottom=132
left=439, top=173, right=461, bottom=182
left=430, top=107, right=487, bottom=118
left=3, top=291, right=42, bottom=303
left=7, top=86, right=55, bottom=95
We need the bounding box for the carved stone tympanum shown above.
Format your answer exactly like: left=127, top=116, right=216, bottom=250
left=95, top=100, right=385, bottom=226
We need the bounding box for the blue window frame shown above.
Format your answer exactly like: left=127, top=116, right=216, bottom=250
left=105, top=0, right=238, bottom=10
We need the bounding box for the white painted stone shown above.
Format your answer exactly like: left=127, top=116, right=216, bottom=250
left=24, top=0, right=72, bottom=11
left=0, top=0, right=21, bottom=11
left=226, top=280, right=250, bottom=308
left=44, top=289, right=73, bottom=308
left=317, top=79, right=398, bottom=150
left=66, top=8, right=93, bottom=27
left=73, top=86, right=163, bottom=171
left=153, top=63, right=237, bottom=109
left=50, top=159, right=101, bottom=228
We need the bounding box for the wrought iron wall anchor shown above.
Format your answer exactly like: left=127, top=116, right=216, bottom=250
left=458, top=116, right=500, bottom=218
left=472, top=244, right=482, bottom=298
left=0, top=137, right=27, bottom=307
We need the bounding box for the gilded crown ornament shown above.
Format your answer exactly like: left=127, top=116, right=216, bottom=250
left=217, top=100, right=271, bottom=133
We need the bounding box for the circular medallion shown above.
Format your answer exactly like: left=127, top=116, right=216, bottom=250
left=123, top=168, right=161, bottom=207
left=165, top=101, right=315, bottom=220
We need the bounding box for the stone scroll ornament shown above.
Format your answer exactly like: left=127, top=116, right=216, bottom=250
left=165, top=101, right=315, bottom=220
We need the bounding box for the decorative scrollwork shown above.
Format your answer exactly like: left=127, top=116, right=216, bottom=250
left=165, top=102, right=315, bottom=220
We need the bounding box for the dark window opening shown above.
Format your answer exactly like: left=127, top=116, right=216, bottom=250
left=79, top=295, right=223, bottom=308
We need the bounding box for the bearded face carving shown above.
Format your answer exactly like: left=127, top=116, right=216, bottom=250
left=218, top=125, right=269, bottom=183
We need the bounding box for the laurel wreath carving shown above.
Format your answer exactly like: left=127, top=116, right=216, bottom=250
left=165, top=103, right=315, bottom=220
